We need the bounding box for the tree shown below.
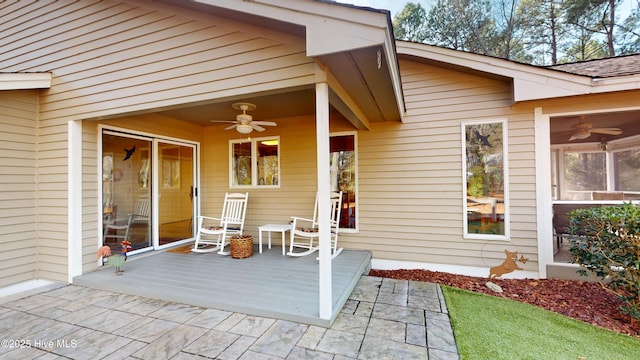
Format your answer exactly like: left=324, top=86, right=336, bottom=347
left=424, top=0, right=498, bottom=55
left=563, top=0, right=621, bottom=57
left=617, top=2, right=640, bottom=53
left=392, top=0, right=639, bottom=65
left=515, top=0, right=567, bottom=65
left=392, top=2, right=429, bottom=42
left=493, top=0, right=531, bottom=62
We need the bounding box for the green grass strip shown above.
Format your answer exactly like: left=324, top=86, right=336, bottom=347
left=441, top=286, right=640, bottom=360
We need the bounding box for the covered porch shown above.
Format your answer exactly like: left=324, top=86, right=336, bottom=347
left=73, top=246, right=372, bottom=327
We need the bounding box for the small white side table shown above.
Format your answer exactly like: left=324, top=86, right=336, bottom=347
left=258, top=224, right=292, bottom=255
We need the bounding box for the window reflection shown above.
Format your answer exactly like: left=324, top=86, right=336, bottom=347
left=230, top=137, right=279, bottom=187
left=330, top=134, right=356, bottom=230
left=464, top=122, right=507, bottom=237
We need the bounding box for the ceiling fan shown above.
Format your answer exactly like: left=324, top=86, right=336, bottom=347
left=211, top=102, right=276, bottom=134
left=568, top=117, right=622, bottom=141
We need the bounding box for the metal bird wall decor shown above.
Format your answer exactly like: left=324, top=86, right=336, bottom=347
left=475, top=131, right=492, bottom=147
left=123, top=146, right=136, bottom=161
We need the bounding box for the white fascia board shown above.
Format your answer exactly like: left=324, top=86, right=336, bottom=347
left=590, top=75, right=640, bottom=93
left=0, top=73, right=52, bottom=90
left=512, top=77, right=591, bottom=102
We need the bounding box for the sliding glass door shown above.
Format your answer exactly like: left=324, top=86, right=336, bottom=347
left=101, top=130, right=197, bottom=254
left=158, top=141, right=196, bottom=247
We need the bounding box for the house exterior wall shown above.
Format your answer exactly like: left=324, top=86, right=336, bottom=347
left=0, top=90, right=39, bottom=287
left=1, top=0, right=313, bottom=283
left=340, top=58, right=538, bottom=274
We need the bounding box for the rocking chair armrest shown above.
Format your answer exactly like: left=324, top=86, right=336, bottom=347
left=290, top=216, right=315, bottom=224
left=199, top=215, right=222, bottom=222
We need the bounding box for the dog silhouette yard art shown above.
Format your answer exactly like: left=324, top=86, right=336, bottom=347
left=489, top=249, right=525, bottom=279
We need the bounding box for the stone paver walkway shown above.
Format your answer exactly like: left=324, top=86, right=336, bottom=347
left=0, top=276, right=459, bottom=359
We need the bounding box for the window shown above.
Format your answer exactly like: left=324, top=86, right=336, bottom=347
left=563, top=152, right=606, bottom=200
left=462, top=121, right=509, bottom=239
left=230, top=137, right=279, bottom=187
left=331, top=133, right=357, bottom=230
left=552, top=140, right=640, bottom=201
left=614, top=148, right=640, bottom=192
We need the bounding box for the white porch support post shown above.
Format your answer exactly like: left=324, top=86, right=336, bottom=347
left=316, top=81, right=332, bottom=320
left=534, top=107, right=551, bottom=278
left=68, top=120, right=83, bottom=282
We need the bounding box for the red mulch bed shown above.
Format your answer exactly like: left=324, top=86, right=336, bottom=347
left=369, top=269, right=639, bottom=338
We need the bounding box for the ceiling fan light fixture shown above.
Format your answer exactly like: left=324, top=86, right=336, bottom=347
left=569, top=131, right=591, bottom=141
left=236, top=124, right=253, bottom=134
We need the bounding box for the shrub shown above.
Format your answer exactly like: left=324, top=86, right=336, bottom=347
left=568, top=202, right=640, bottom=322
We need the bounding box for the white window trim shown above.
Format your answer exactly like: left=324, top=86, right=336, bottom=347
left=229, top=136, right=281, bottom=188
left=461, top=119, right=510, bottom=241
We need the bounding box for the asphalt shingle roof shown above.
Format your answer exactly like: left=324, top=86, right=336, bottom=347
left=547, top=54, right=640, bottom=78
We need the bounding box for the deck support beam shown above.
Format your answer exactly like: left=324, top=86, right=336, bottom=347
left=316, top=81, right=332, bottom=320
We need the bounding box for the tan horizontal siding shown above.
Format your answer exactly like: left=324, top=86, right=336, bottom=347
left=1, top=0, right=313, bottom=123
left=335, top=59, right=538, bottom=271
left=0, top=90, right=39, bottom=287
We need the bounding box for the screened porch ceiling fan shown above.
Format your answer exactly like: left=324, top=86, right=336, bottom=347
left=210, top=102, right=277, bottom=134
left=568, top=117, right=622, bottom=141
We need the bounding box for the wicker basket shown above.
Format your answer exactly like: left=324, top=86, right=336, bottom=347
left=230, top=235, right=253, bottom=259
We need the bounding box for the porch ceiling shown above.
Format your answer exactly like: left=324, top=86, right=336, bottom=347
left=550, top=109, right=640, bottom=145
left=156, top=88, right=318, bottom=127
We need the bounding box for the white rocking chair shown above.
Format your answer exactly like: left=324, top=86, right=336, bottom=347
left=103, top=194, right=151, bottom=245
left=288, top=191, right=343, bottom=258
left=192, top=192, right=249, bottom=255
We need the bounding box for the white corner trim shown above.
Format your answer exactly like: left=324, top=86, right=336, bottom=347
left=534, top=108, right=552, bottom=279
left=68, top=121, right=83, bottom=282
left=0, top=73, right=52, bottom=90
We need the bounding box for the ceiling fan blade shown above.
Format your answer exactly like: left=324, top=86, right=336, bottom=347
left=210, top=120, right=236, bottom=124
left=252, top=121, right=277, bottom=127
left=224, top=124, right=238, bottom=130
left=251, top=124, right=266, bottom=132
left=592, top=128, right=622, bottom=135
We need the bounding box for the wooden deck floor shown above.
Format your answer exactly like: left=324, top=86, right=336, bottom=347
left=73, top=246, right=372, bottom=327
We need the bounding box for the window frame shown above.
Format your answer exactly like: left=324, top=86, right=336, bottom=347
left=229, top=136, right=280, bottom=189
left=461, top=119, right=510, bottom=240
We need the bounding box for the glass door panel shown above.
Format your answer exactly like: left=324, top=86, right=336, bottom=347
left=158, top=141, right=195, bottom=247
left=102, top=132, right=153, bottom=253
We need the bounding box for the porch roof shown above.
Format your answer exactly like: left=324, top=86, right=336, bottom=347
left=155, top=0, right=404, bottom=127
left=74, top=247, right=372, bottom=327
